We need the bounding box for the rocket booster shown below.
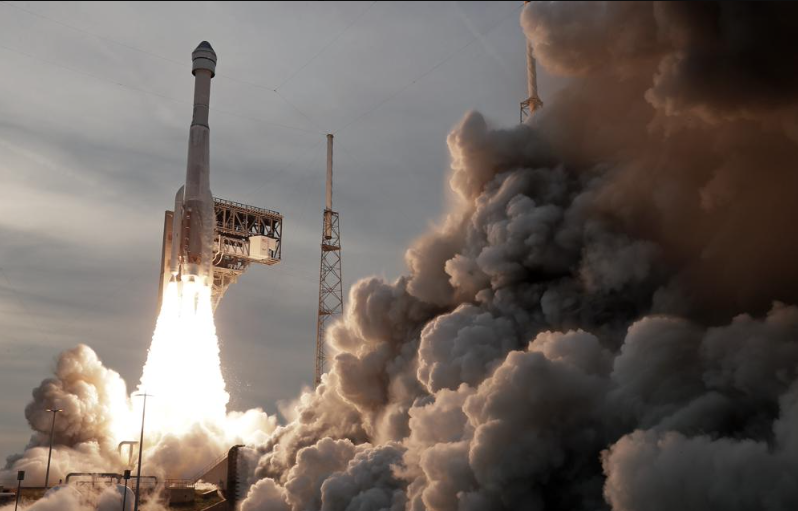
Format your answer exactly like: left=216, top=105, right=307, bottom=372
left=169, top=41, right=217, bottom=287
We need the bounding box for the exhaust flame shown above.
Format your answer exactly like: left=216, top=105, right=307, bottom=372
left=138, top=280, right=229, bottom=434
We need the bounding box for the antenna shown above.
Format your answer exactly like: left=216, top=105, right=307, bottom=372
left=520, top=1, right=543, bottom=123
left=325, top=134, right=333, bottom=239
left=314, top=134, right=343, bottom=387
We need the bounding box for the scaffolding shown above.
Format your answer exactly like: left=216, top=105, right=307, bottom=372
left=211, top=198, right=283, bottom=309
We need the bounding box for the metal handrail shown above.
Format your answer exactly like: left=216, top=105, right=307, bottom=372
left=63, top=473, right=159, bottom=485
left=190, top=452, right=228, bottom=483
left=164, top=479, right=195, bottom=488
left=214, top=197, right=282, bottom=218
left=65, top=473, right=122, bottom=484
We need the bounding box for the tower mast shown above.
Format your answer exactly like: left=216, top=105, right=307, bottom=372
left=314, top=134, right=343, bottom=387
left=520, top=1, right=543, bottom=123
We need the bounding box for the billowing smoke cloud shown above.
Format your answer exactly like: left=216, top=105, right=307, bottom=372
left=3, top=2, right=797, bottom=509
left=237, top=2, right=798, bottom=510
left=0, top=484, right=142, bottom=511
left=2, top=341, right=276, bottom=510
left=3, top=345, right=130, bottom=486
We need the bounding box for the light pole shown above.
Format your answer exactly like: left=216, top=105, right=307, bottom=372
left=132, top=392, right=153, bottom=511
left=44, top=408, right=63, bottom=489
left=14, top=471, right=24, bottom=511
left=121, top=469, right=131, bottom=511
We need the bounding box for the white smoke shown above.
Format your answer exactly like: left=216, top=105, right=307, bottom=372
left=0, top=484, right=144, bottom=511
left=234, top=3, right=798, bottom=510
left=2, top=285, right=277, bottom=509
left=5, top=2, right=798, bottom=510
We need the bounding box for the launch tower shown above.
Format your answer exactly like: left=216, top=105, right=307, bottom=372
left=314, top=134, right=343, bottom=387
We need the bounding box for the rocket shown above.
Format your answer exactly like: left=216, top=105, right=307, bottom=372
left=157, top=41, right=283, bottom=311
left=520, top=1, right=542, bottom=123
left=168, top=41, right=217, bottom=288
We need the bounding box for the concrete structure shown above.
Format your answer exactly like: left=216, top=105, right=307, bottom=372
left=158, top=42, right=283, bottom=310
left=201, top=501, right=229, bottom=511
left=198, top=454, right=228, bottom=490
left=190, top=445, right=248, bottom=511
left=166, top=486, right=194, bottom=505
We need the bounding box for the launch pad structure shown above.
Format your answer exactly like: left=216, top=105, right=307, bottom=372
left=159, top=199, right=283, bottom=310
left=209, top=199, right=282, bottom=308
left=314, top=134, right=343, bottom=387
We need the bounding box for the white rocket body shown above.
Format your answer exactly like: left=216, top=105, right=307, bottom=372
left=521, top=1, right=543, bottom=120
left=169, top=41, right=217, bottom=287
left=526, top=40, right=539, bottom=101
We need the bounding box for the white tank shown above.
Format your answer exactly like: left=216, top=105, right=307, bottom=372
left=42, top=484, right=82, bottom=499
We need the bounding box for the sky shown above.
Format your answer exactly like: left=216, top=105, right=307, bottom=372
left=0, top=1, right=563, bottom=462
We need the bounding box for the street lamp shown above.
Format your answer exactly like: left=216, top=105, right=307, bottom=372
left=132, top=392, right=153, bottom=511
left=122, top=469, right=131, bottom=511
left=44, top=408, right=63, bottom=489
left=14, top=471, right=24, bottom=511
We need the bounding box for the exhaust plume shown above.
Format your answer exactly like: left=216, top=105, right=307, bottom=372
left=237, top=2, right=798, bottom=510
left=2, top=286, right=277, bottom=509
left=4, top=2, right=798, bottom=510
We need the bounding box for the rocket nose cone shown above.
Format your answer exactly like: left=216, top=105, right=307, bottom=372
left=195, top=41, right=215, bottom=54
left=192, top=40, right=217, bottom=76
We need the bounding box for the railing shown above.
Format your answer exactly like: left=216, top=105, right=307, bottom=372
left=214, top=197, right=282, bottom=218
left=64, top=473, right=158, bottom=488
left=164, top=479, right=194, bottom=488
left=191, top=451, right=228, bottom=483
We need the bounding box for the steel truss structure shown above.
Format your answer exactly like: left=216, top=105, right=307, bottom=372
left=211, top=197, right=282, bottom=309
left=314, top=209, right=342, bottom=387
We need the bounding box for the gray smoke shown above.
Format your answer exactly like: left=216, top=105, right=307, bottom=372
left=1, top=343, right=274, bottom=510
left=3, top=2, right=796, bottom=509
left=0, top=345, right=175, bottom=511
left=238, top=2, right=798, bottom=510
left=3, top=345, right=129, bottom=485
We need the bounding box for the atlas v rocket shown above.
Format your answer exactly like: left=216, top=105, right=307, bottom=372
left=158, top=41, right=283, bottom=310
left=168, top=41, right=217, bottom=288
left=520, top=1, right=543, bottom=123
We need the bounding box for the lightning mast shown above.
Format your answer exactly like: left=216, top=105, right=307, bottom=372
left=314, top=134, right=343, bottom=387
left=520, top=2, right=543, bottom=123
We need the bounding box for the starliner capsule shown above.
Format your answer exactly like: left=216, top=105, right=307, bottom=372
left=169, top=41, right=217, bottom=287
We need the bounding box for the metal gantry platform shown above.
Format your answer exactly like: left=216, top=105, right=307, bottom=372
left=211, top=197, right=283, bottom=309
